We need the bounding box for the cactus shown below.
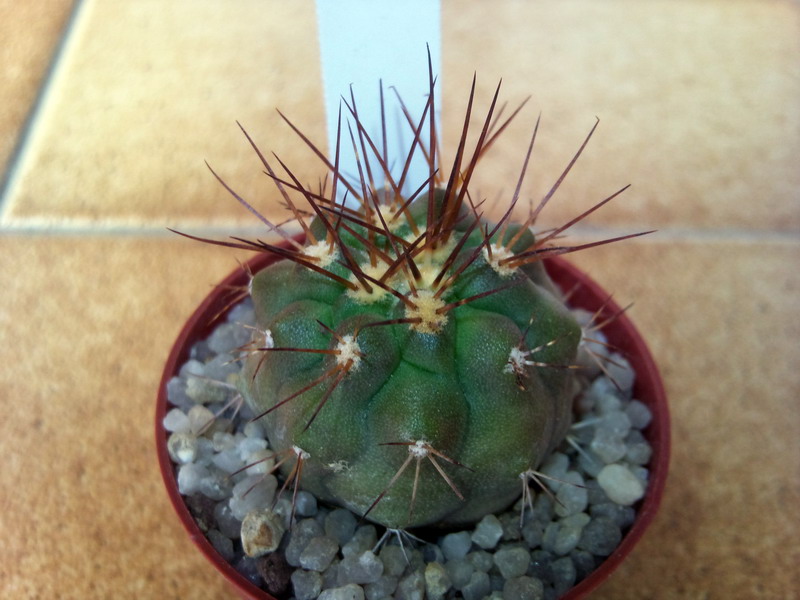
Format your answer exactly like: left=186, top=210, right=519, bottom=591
left=177, top=72, right=646, bottom=530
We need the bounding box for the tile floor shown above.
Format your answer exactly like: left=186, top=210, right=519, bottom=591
left=1, top=1, right=798, bottom=598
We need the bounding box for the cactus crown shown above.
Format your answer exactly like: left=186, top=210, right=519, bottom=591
left=175, top=64, right=648, bottom=529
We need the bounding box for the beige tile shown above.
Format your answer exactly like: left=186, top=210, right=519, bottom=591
left=0, top=235, right=797, bottom=597
left=567, top=239, right=800, bottom=598
left=4, top=0, right=325, bottom=227
left=2, top=1, right=797, bottom=598
left=7, top=1, right=798, bottom=237
left=0, top=1, right=74, bottom=174
left=0, top=237, right=251, bottom=599
left=441, top=0, right=800, bottom=232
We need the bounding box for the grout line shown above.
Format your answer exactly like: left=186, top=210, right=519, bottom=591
left=0, top=220, right=797, bottom=244
left=0, top=0, right=89, bottom=217
left=0, top=219, right=301, bottom=239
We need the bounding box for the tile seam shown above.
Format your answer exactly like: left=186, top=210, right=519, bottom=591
left=0, top=221, right=797, bottom=245
left=0, top=0, right=89, bottom=218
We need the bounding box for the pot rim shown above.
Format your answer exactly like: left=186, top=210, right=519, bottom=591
left=156, top=243, right=670, bottom=600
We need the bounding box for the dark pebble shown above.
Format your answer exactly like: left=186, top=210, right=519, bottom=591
left=190, top=341, right=213, bottom=362
left=527, top=550, right=554, bottom=584
left=234, top=555, right=261, bottom=586
left=499, top=512, right=522, bottom=542
left=578, top=517, right=622, bottom=557
left=185, top=493, right=217, bottom=533
left=570, top=549, right=596, bottom=581
left=584, top=480, right=610, bottom=505
left=543, top=585, right=559, bottom=600
left=257, top=552, right=292, bottom=597
left=521, top=518, right=544, bottom=549
left=590, top=502, right=636, bottom=528
left=551, top=556, right=576, bottom=595
left=422, top=543, right=445, bottom=564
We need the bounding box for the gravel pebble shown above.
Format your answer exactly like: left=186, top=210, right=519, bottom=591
left=578, top=517, right=622, bottom=556
left=240, top=508, right=286, bottom=557
left=213, top=500, right=241, bottom=539
left=325, top=509, right=358, bottom=546
left=539, top=452, right=569, bottom=491
left=597, top=464, right=645, bottom=506
left=318, top=583, right=366, bottom=600
left=168, top=432, right=198, bottom=464
left=424, top=562, right=451, bottom=599
left=595, top=389, right=622, bottom=414
left=521, top=518, right=544, bottom=549
left=294, top=490, right=319, bottom=517
left=494, top=546, right=531, bottom=579
left=528, top=550, right=555, bottom=584
left=570, top=549, right=596, bottom=581
left=285, top=518, right=325, bottom=567
left=292, top=569, right=324, bottom=600
left=342, top=525, right=378, bottom=558
left=440, top=531, right=472, bottom=561
left=554, top=471, right=588, bottom=517
left=421, top=543, right=445, bottom=564
left=396, top=570, right=425, bottom=600
left=461, top=570, right=491, bottom=600
left=590, top=502, right=636, bottom=528
left=163, top=408, right=191, bottom=433
left=233, top=557, right=260, bottom=588
left=551, top=556, right=577, bottom=594
left=471, top=514, right=503, bottom=549
left=207, top=528, right=234, bottom=561
left=177, top=462, right=210, bottom=496
left=299, top=536, right=339, bottom=572
left=466, top=550, right=493, bottom=573
left=167, top=297, right=654, bottom=599
left=553, top=512, right=590, bottom=555
left=606, top=355, right=635, bottom=395
left=504, top=575, right=545, bottom=600
left=337, top=550, right=384, bottom=585
left=166, top=376, right=192, bottom=411
left=625, top=399, right=653, bottom=429
left=257, top=552, right=292, bottom=597
left=378, top=545, right=407, bottom=578
left=365, top=575, right=398, bottom=600
left=444, top=558, right=474, bottom=590
left=229, top=475, right=278, bottom=520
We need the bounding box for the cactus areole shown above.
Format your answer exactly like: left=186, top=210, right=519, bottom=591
left=177, top=67, right=647, bottom=529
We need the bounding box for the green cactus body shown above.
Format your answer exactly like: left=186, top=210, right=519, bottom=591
left=182, top=72, right=640, bottom=529
left=242, top=189, right=582, bottom=529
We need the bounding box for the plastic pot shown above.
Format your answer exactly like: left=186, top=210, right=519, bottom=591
left=156, top=241, right=670, bottom=599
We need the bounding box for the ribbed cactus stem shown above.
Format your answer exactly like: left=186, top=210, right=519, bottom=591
left=176, top=62, right=648, bottom=529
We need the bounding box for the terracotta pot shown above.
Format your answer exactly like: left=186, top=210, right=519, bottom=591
left=156, top=243, right=670, bottom=600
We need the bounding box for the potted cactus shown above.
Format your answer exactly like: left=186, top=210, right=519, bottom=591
left=158, top=72, right=669, bottom=599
